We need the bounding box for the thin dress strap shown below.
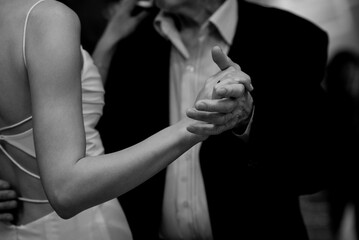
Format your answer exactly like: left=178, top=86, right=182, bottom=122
left=0, top=128, right=48, bottom=203
left=22, top=0, right=46, bottom=68
left=0, top=116, right=39, bottom=179
left=0, top=116, right=32, bottom=132
left=0, top=144, right=39, bottom=180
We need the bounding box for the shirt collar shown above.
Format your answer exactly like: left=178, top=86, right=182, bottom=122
left=208, top=0, right=238, bottom=46
left=154, top=12, right=177, bottom=42
left=154, top=0, right=238, bottom=55
left=154, top=12, right=190, bottom=58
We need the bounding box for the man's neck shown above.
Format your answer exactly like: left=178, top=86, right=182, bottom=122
left=172, top=0, right=224, bottom=32
left=168, top=1, right=223, bottom=47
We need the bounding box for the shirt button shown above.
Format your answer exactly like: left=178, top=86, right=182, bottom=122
left=186, top=65, right=194, bottom=72
left=198, top=35, right=206, bottom=42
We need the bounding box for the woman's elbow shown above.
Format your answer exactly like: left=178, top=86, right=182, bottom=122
left=46, top=186, right=80, bottom=219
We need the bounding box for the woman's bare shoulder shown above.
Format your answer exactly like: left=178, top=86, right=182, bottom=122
left=27, top=0, right=80, bottom=32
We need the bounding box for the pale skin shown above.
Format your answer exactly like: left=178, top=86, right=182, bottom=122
left=0, top=0, right=252, bottom=224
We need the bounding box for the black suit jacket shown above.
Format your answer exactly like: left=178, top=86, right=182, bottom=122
left=96, top=1, right=333, bottom=239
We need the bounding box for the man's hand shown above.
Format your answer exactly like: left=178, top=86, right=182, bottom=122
left=103, top=0, right=149, bottom=44
left=0, top=180, right=18, bottom=224
left=186, top=46, right=254, bottom=135
left=93, top=0, right=149, bottom=83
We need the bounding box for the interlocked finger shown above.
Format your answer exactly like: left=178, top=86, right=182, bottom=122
left=195, top=98, right=239, bottom=113
left=186, top=116, right=239, bottom=136
left=186, top=108, right=240, bottom=125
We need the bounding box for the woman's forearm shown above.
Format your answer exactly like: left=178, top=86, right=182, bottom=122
left=46, top=119, right=203, bottom=219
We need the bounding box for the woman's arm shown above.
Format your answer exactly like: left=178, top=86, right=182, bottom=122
left=27, top=2, right=196, bottom=219
left=26, top=1, right=249, bottom=219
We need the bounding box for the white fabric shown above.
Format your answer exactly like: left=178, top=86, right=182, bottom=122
left=0, top=199, right=132, bottom=240
left=80, top=48, right=105, bottom=157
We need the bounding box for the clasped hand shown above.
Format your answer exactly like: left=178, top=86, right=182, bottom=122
left=186, top=46, right=254, bottom=136
left=0, top=180, right=17, bottom=224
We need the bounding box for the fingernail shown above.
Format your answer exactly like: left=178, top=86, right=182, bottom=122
left=196, top=102, right=206, bottom=109
left=249, top=84, right=254, bottom=91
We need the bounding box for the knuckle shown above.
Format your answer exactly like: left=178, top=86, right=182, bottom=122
left=222, top=103, right=233, bottom=113
left=233, top=108, right=243, bottom=118
left=227, top=66, right=236, bottom=72
left=225, top=112, right=234, bottom=123
left=217, top=114, right=227, bottom=125
left=214, top=84, right=222, bottom=92
left=232, top=85, right=245, bottom=97
left=238, top=84, right=245, bottom=92
left=238, top=72, right=251, bottom=83
left=243, top=72, right=251, bottom=80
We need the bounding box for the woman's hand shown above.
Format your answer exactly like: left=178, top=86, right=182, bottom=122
left=103, top=0, right=148, bottom=44
left=0, top=180, right=18, bottom=224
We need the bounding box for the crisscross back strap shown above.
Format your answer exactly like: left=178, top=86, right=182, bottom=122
left=0, top=116, right=32, bottom=132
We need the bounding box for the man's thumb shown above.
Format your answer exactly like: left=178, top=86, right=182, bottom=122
left=212, top=46, right=239, bottom=71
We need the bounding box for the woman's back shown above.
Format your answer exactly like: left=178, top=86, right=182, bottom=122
left=0, top=0, right=105, bottom=225
left=0, top=0, right=34, bottom=127
left=0, top=0, right=57, bottom=225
